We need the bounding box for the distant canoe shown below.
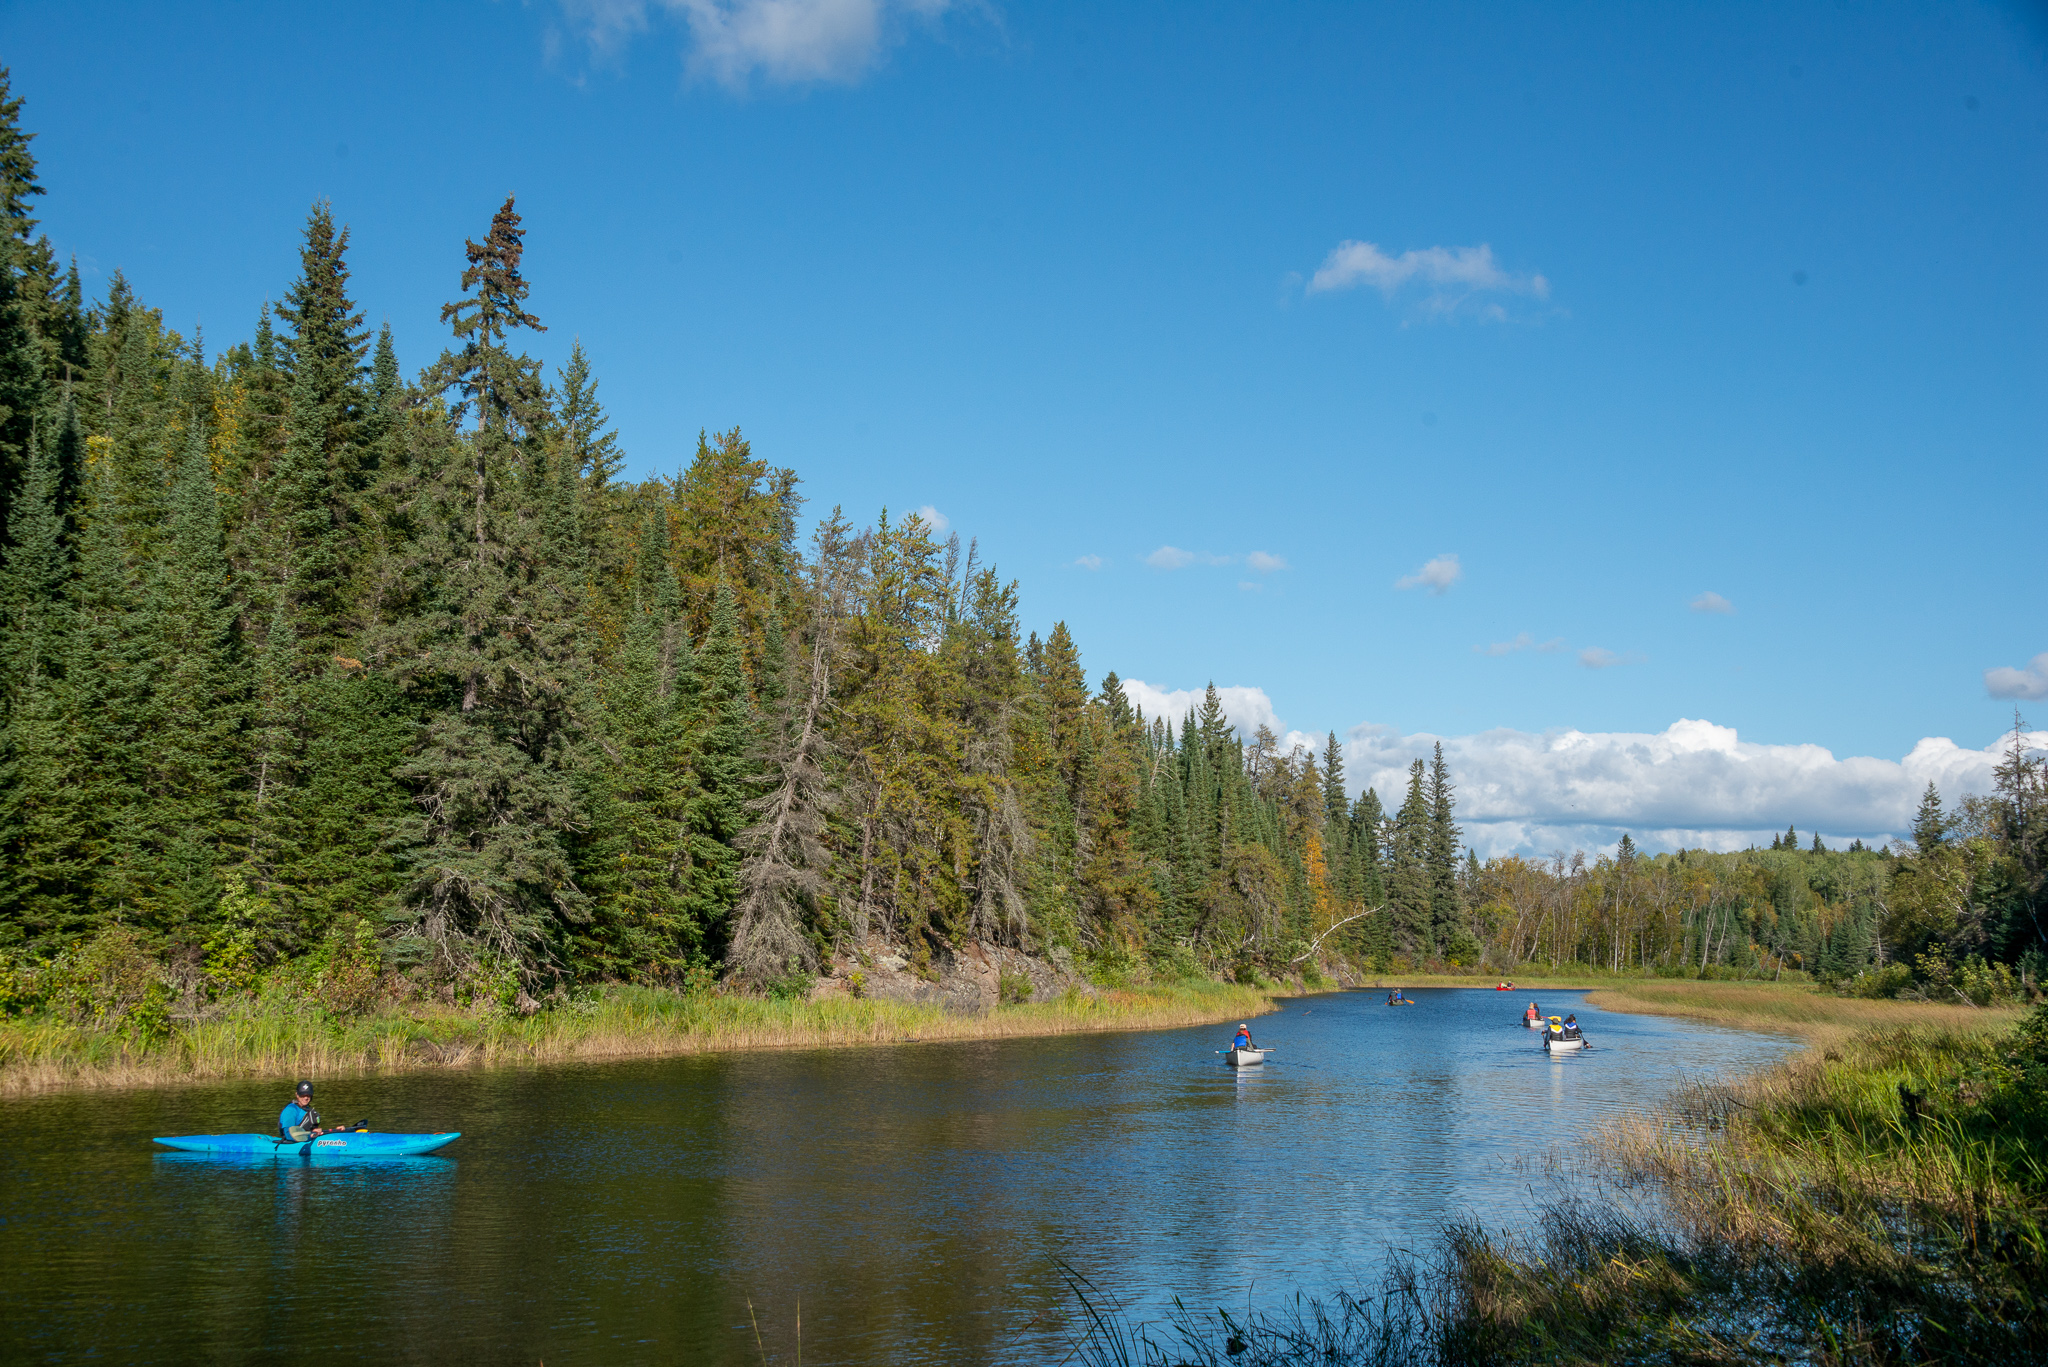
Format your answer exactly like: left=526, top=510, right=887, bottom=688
left=1226, top=1047, right=1267, bottom=1067
left=1525, top=1018, right=1546, bottom=1029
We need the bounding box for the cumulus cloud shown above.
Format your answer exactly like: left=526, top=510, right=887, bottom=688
left=1690, top=591, right=1735, bottom=614
left=1245, top=550, right=1288, bottom=573
left=1073, top=554, right=1104, bottom=571
left=1986, top=653, right=2048, bottom=701
left=557, top=0, right=954, bottom=89
left=1113, top=683, right=2048, bottom=857
left=1305, top=240, right=1548, bottom=318
left=1341, top=718, right=2048, bottom=858
left=1144, top=546, right=1236, bottom=570
left=1395, top=553, right=1462, bottom=595
left=1578, top=647, right=1645, bottom=669
left=914, top=503, right=949, bottom=534
left=1479, top=632, right=1566, bottom=657
left=1121, top=681, right=1284, bottom=739
left=1145, top=545, right=1196, bottom=570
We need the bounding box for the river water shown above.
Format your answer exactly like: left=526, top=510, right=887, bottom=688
left=0, top=987, right=1790, bottom=1364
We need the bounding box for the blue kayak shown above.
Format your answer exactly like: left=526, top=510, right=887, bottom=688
left=153, top=1131, right=461, bottom=1157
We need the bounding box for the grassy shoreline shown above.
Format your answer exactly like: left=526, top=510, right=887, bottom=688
left=1583, top=977, right=2022, bottom=1044
left=0, top=980, right=1277, bottom=1096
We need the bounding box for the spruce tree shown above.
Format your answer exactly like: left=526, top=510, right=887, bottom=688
left=1912, top=784, right=1946, bottom=853
left=1321, top=730, right=1347, bottom=832
left=1425, top=742, right=1462, bottom=952
left=557, top=340, right=622, bottom=489
left=1388, top=759, right=1430, bottom=955
left=578, top=508, right=710, bottom=977
left=0, top=422, right=78, bottom=937
left=136, top=420, right=245, bottom=935
left=379, top=198, right=585, bottom=989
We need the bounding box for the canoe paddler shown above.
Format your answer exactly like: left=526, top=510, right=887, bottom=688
left=279, top=1079, right=325, bottom=1141
left=1524, top=1001, right=1541, bottom=1024
left=1231, top=1024, right=1254, bottom=1051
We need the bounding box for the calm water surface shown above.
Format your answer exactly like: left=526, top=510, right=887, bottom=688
left=1, top=988, right=1792, bottom=1363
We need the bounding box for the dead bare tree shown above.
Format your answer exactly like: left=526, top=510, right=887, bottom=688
left=725, top=515, right=856, bottom=985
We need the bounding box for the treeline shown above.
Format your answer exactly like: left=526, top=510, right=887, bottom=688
left=0, top=72, right=2041, bottom=1018
left=0, top=73, right=1440, bottom=1008
left=1461, top=754, right=2046, bottom=997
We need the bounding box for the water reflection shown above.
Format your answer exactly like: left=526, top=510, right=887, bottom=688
left=1, top=988, right=1792, bottom=1364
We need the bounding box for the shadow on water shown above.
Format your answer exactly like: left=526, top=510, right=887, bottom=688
left=0, top=988, right=1793, bottom=1364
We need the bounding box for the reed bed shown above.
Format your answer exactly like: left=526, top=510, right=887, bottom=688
left=1586, top=977, right=2020, bottom=1044
left=0, top=980, right=1275, bottom=1095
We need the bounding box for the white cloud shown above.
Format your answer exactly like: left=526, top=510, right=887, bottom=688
left=558, top=0, right=953, bottom=89
left=1578, top=647, right=1645, bottom=669
left=1145, top=545, right=1196, bottom=570
left=1144, top=546, right=1234, bottom=570
left=1245, top=550, right=1288, bottom=573
left=1395, top=553, right=1462, bottom=595
left=1306, top=241, right=1549, bottom=312
left=1479, top=632, right=1566, bottom=657
left=914, top=503, right=949, bottom=534
left=558, top=0, right=655, bottom=57
left=1341, top=718, right=2048, bottom=857
left=1113, top=685, right=2048, bottom=857
left=1073, top=554, right=1104, bottom=571
left=1986, top=653, right=2048, bottom=701
left=1122, top=681, right=1284, bottom=739
left=1690, top=590, right=1735, bottom=614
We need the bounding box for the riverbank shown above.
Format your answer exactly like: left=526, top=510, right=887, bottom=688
left=1585, top=977, right=2021, bottom=1043
left=0, top=979, right=1275, bottom=1095
left=1075, top=997, right=2048, bottom=1365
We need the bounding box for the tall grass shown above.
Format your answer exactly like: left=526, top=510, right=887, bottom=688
left=1587, top=977, right=2021, bottom=1044
left=0, top=979, right=1275, bottom=1094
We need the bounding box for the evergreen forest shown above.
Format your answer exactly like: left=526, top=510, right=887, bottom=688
left=1, top=74, right=2043, bottom=1022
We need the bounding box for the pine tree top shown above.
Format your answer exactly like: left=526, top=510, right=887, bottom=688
left=0, top=66, right=45, bottom=233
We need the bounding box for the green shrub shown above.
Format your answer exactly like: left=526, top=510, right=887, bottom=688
left=1847, top=962, right=1913, bottom=999
left=998, top=969, right=1033, bottom=1004
left=766, top=959, right=814, bottom=1001
left=1955, top=956, right=2023, bottom=1007
left=1081, top=943, right=1142, bottom=988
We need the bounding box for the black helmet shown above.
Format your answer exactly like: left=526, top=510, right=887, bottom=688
left=295, top=1080, right=314, bottom=1097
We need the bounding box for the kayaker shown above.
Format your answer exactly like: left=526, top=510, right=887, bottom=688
left=279, top=1080, right=324, bottom=1141
left=1232, top=1023, right=1254, bottom=1050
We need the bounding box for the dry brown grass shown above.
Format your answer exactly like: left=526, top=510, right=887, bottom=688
left=1584, top=977, right=2021, bottom=1047
left=0, top=980, right=1276, bottom=1095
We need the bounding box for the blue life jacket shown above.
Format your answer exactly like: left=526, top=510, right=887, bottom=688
left=279, top=1102, right=311, bottom=1139
left=1232, top=1033, right=1251, bottom=1049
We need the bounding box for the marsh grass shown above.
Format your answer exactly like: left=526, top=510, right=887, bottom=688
left=1075, top=1005, right=2048, bottom=1366
left=0, top=980, right=1275, bottom=1094
left=1586, top=978, right=2022, bottom=1046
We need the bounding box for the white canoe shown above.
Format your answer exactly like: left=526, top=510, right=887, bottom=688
left=1525, top=1018, right=1546, bottom=1029
left=1544, top=1036, right=1585, bottom=1052
left=1226, top=1047, right=1267, bottom=1067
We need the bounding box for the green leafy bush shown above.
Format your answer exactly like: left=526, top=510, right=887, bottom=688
left=1847, top=962, right=1913, bottom=998
left=765, top=959, right=814, bottom=1001
left=998, top=969, right=1033, bottom=1004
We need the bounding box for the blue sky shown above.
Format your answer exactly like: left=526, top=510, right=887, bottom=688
left=5, top=1, right=2044, bottom=850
